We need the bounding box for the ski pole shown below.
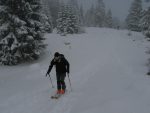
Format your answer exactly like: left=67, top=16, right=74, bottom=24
left=67, top=73, right=72, bottom=91
left=48, top=74, right=54, bottom=88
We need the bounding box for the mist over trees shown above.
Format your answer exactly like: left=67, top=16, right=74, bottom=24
left=84, top=0, right=118, bottom=28
left=42, top=0, right=118, bottom=30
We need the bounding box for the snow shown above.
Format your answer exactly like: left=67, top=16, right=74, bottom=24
left=1, top=27, right=150, bottom=113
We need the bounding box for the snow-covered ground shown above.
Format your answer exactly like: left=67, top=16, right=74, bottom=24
left=1, top=27, right=150, bottom=113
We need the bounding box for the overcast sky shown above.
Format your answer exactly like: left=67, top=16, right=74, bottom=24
left=77, top=0, right=149, bottom=21
left=104, top=0, right=133, bottom=20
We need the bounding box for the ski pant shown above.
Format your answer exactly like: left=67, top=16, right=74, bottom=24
left=56, top=73, right=66, bottom=90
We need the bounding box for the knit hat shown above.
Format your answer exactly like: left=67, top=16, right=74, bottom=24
left=54, top=52, right=60, bottom=57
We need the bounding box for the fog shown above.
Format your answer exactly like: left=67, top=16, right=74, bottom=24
left=78, top=0, right=133, bottom=21
left=66, top=0, right=149, bottom=21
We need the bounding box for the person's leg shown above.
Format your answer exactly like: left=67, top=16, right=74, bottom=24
left=60, top=73, right=66, bottom=93
left=56, top=73, right=61, bottom=93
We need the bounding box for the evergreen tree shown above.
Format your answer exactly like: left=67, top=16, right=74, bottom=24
left=48, top=0, right=60, bottom=28
left=0, top=0, right=46, bottom=65
left=68, top=0, right=79, bottom=14
left=56, top=5, right=79, bottom=35
left=126, top=0, right=142, bottom=31
left=41, top=14, right=53, bottom=33
left=67, top=0, right=83, bottom=29
left=105, top=9, right=113, bottom=28
left=41, top=0, right=53, bottom=32
left=95, top=0, right=106, bottom=27
left=56, top=4, right=67, bottom=35
left=139, top=7, right=150, bottom=38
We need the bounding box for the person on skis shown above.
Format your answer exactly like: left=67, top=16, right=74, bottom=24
left=46, top=52, right=70, bottom=94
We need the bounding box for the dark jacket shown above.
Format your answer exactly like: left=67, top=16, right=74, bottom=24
left=47, top=55, right=69, bottom=74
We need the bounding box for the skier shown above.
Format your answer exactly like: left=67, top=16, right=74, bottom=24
left=46, top=52, right=70, bottom=94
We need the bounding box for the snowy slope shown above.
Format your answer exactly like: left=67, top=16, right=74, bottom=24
left=1, top=28, right=150, bottom=113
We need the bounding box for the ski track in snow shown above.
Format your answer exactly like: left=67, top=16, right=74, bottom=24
left=1, top=28, right=150, bottom=113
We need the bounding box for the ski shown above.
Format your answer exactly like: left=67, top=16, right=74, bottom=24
left=51, top=93, right=62, bottom=99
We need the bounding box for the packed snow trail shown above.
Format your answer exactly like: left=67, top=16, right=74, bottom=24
left=1, top=28, right=150, bottom=113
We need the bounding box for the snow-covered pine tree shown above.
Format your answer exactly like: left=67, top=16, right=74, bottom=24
left=68, top=0, right=84, bottom=33
left=95, top=0, right=106, bottom=27
left=56, top=4, right=67, bottom=35
left=40, top=14, right=52, bottom=33
left=56, top=4, right=79, bottom=35
left=105, top=9, right=113, bottom=28
left=41, top=0, right=53, bottom=33
left=47, top=0, right=60, bottom=28
left=0, top=0, right=46, bottom=65
left=139, top=7, right=150, bottom=38
left=126, top=0, right=142, bottom=32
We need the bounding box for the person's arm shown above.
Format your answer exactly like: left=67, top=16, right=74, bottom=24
left=47, top=59, right=54, bottom=75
